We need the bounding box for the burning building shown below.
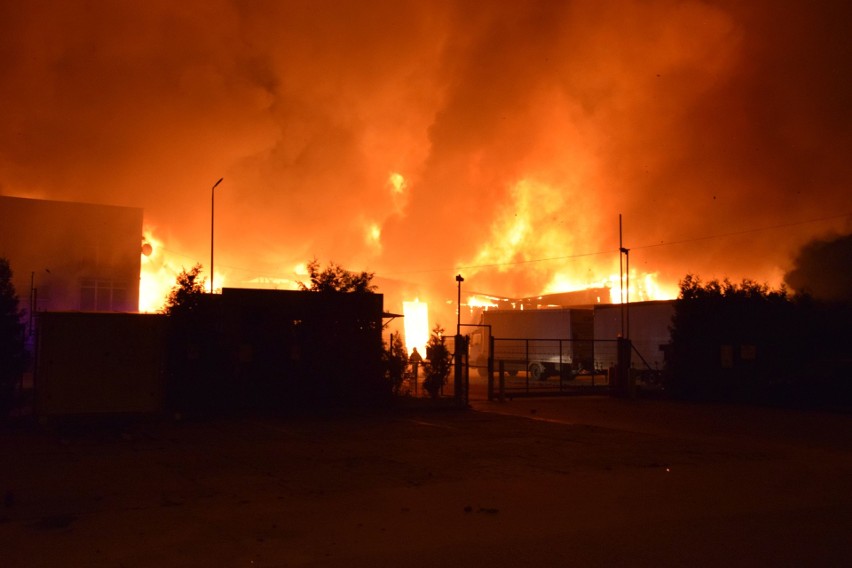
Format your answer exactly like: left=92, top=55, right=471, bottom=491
left=1, top=3, right=849, bottom=346
left=0, top=196, right=143, bottom=317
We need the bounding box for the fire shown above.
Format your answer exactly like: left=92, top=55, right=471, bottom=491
left=402, top=299, right=429, bottom=356
left=209, top=272, right=226, bottom=294
left=604, top=271, right=679, bottom=304
left=465, top=177, right=679, bottom=304
left=139, top=228, right=179, bottom=312
left=468, top=178, right=565, bottom=269
left=545, top=271, right=677, bottom=304
left=388, top=172, right=409, bottom=214
left=365, top=222, right=382, bottom=252
left=139, top=226, right=225, bottom=312
left=388, top=172, right=406, bottom=194
left=467, top=295, right=499, bottom=309
left=636, top=272, right=679, bottom=301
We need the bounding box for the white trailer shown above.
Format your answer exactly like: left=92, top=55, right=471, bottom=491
left=593, top=300, right=674, bottom=371
left=468, top=308, right=594, bottom=380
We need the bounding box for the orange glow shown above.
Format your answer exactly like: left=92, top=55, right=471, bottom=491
left=388, top=172, right=409, bottom=215
left=139, top=228, right=182, bottom=312
left=468, top=178, right=563, bottom=270
left=607, top=272, right=679, bottom=304
left=4, top=3, right=844, bottom=322
left=365, top=222, right=382, bottom=252
left=139, top=227, right=234, bottom=311
left=467, top=295, right=499, bottom=309
left=462, top=177, right=680, bottom=306
left=402, top=299, right=429, bottom=356
left=209, top=271, right=226, bottom=294
left=294, top=263, right=309, bottom=277
left=388, top=172, right=406, bottom=194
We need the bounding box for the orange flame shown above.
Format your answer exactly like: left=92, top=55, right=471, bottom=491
left=464, top=177, right=679, bottom=304
left=402, top=299, right=429, bottom=356
left=138, top=227, right=227, bottom=311
left=139, top=228, right=178, bottom=312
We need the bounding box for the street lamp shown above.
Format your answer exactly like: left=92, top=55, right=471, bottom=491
left=455, top=274, right=465, bottom=401
left=455, top=274, right=464, bottom=335
left=210, top=177, right=223, bottom=293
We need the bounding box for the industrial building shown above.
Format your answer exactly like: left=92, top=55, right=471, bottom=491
left=0, top=195, right=143, bottom=319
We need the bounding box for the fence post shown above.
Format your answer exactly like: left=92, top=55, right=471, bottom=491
left=463, top=340, right=469, bottom=406
left=613, top=337, right=633, bottom=397
left=488, top=335, right=495, bottom=400
left=454, top=334, right=467, bottom=403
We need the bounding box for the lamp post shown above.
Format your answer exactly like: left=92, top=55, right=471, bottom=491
left=455, top=274, right=465, bottom=401
left=210, top=177, right=223, bottom=293
left=455, top=274, right=464, bottom=336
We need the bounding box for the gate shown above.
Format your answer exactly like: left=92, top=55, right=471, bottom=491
left=483, top=337, right=626, bottom=400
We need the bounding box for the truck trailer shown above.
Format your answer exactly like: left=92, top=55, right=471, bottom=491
left=592, top=300, right=674, bottom=371
left=467, top=308, right=594, bottom=380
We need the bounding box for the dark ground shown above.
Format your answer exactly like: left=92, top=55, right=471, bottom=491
left=2, top=390, right=852, bottom=567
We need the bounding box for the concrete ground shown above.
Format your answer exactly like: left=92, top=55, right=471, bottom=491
left=2, top=391, right=852, bottom=567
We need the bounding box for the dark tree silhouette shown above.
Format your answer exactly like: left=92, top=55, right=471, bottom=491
left=383, top=333, right=409, bottom=395
left=423, top=325, right=452, bottom=398
left=163, top=264, right=207, bottom=315
left=667, top=274, right=812, bottom=401
left=162, top=264, right=219, bottom=414
left=0, top=258, right=28, bottom=416
left=298, top=259, right=377, bottom=293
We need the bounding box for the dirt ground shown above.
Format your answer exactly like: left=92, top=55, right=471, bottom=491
left=2, top=389, right=852, bottom=567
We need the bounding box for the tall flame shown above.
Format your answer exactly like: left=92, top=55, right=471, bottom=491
left=463, top=178, right=679, bottom=304
left=402, top=299, right=429, bottom=356
left=139, top=228, right=177, bottom=312
left=139, top=226, right=223, bottom=312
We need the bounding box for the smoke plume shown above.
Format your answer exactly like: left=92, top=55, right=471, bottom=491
left=1, top=0, right=850, bottom=317
left=785, top=234, right=852, bottom=303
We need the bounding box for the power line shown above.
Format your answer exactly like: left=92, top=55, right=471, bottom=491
left=383, top=212, right=851, bottom=276
left=152, top=212, right=851, bottom=280
left=632, top=213, right=852, bottom=251
left=382, top=248, right=613, bottom=276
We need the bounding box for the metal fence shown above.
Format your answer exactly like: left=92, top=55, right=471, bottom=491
left=394, top=334, right=469, bottom=401
left=395, top=336, right=654, bottom=402
left=483, top=338, right=622, bottom=399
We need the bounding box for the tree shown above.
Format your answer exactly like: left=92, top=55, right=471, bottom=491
left=0, top=258, right=28, bottom=416
left=422, top=325, right=452, bottom=398
left=163, top=264, right=207, bottom=316
left=667, top=274, right=805, bottom=401
left=383, top=333, right=409, bottom=395
left=162, top=264, right=222, bottom=414
left=298, top=259, right=377, bottom=293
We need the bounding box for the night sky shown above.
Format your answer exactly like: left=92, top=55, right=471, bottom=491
left=1, top=0, right=850, bottom=313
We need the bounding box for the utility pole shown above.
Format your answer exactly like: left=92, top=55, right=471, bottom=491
left=210, top=177, right=223, bottom=293
left=455, top=274, right=465, bottom=402
left=617, top=214, right=632, bottom=397
left=455, top=274, right=464, bottom=336
left=618, top=214, right=630, bottom=339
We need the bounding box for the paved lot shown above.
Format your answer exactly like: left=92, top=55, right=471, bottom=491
left=2, top=395, right=852, bottom=567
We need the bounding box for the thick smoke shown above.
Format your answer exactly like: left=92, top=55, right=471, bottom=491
left=785, top=233, right=852, bottom=303
left=1, top=0, right=850, bottom=316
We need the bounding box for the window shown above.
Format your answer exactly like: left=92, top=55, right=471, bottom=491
left=80, top=279, right=129, bottom=311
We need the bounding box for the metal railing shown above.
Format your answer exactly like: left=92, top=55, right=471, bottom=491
left=485, top=338, right=621, bottom=399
